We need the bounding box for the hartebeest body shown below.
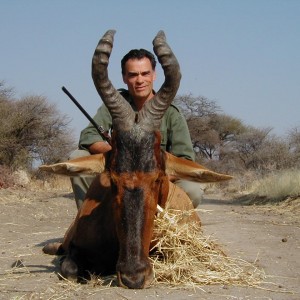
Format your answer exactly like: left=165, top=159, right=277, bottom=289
left=42, top=30, right=232, bottom=289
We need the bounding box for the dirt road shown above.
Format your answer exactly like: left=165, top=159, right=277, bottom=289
left=0, top=187, right=299, bottom=299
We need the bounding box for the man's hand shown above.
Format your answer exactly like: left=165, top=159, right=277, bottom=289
left=89, top=141, right=112, bottom=154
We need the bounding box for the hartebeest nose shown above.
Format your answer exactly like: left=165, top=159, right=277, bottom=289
left=117, top=266, right=154, bottom=289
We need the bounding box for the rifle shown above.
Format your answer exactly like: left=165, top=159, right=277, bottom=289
left=62, top=86, right=111, bottom=145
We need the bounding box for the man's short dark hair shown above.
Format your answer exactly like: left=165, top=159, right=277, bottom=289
left=121, top=49, right=156, bottom=75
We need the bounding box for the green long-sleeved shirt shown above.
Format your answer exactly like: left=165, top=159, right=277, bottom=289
left=79, top=89, right=195, bottom=161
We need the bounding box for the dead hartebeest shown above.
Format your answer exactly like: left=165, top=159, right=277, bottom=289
left=41, top=30, right=232, bottom=289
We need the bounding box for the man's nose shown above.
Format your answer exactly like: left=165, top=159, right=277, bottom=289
left=136, top=74, right=143, bottom=83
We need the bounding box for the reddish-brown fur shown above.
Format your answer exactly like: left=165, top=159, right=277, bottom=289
left=48, top=130, right=172, bottom=288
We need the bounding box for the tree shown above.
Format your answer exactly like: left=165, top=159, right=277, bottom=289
left=229, top=127, right=293, bottom=172
left=174, top=94, right=221, bottom=120
left=0, top=83, right=76, bottom=169
left=188, top=116, right=220, bottom=160
left=287, top=126, right=300, bottom=167
left=208, top=114, right=246, bottom=142
left=174, top=94, right=247, bottom=161
left=173, top=93, right=299, bottom=174
left=288, top=127, right=300, bottom=152
left=173, top=94, right=221, bottom=160
left=255, top=137, right=293, bottom=171
left=0, top=80, right=14, bottom=102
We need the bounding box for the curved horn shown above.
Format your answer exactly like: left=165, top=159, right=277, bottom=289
left=139, top=31, right=181, bottom=130
left=92, top=30, right=135, bottom=131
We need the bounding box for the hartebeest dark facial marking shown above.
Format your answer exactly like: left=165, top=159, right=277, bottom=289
left=109, top=129, right=166, bottom=288
left=111, top=129, right=159, bottom=173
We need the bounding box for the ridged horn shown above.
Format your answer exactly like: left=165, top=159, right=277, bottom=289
left=138, top=31, right=181, bottom=130
left=92, top=30, right=135, bottom=131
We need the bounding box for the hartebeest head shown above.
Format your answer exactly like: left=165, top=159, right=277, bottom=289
left=92, top=30, right=181, bottom=288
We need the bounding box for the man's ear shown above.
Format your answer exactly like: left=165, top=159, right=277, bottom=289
left=122, top=74, right=127, bottom=84
left=153, top=70, right=157, bottom=81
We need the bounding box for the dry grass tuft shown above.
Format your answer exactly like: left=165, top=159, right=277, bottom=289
left=250, top=170, right=300, bottom=203
left=232, top=170, right=300, bottom=214
left=29, top=174, right=72, bottom=192
left=150, top=209, right=265, bottom=288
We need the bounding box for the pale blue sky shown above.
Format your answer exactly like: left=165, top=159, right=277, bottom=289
left=1, top=0, right=299, bottom=138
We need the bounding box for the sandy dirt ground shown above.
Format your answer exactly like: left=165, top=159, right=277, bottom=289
left=0, top=187, right=299, bottom=300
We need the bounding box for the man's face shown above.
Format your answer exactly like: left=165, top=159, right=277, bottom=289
left=122, top=57, right=156, bottom=102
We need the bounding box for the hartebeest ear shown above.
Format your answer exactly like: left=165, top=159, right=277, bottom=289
left=39, top=151, right=232, bottom=183
left=39, top=154, right=105, bottom=176
left=164, top=152, right=233, bottom=183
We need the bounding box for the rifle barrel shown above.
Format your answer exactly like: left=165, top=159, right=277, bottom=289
left=62, top=86, right=111, bottom=144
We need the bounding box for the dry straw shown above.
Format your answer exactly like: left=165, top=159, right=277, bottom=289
left=150, top=208, right=265, bottom=288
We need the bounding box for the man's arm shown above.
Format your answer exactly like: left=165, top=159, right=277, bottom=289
left=79, top=104, right=112, bottom=153
left=166, top=106, right=195, bottom=161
